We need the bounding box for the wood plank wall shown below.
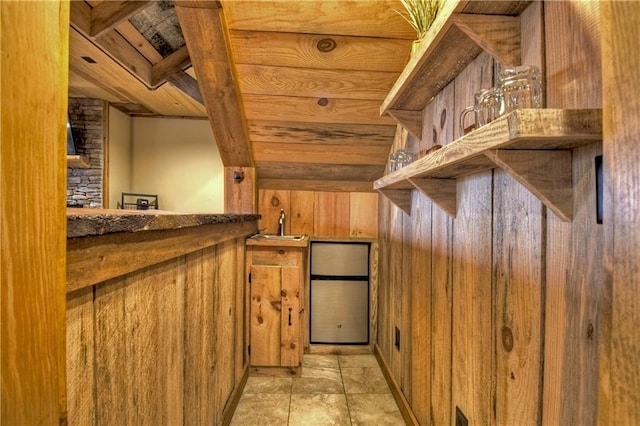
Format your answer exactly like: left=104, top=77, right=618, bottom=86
left=258, top=189, right=378, bottom=239
left=66, top=236, right=248, bottom=425
left=376, top=2, right=606, bottom=425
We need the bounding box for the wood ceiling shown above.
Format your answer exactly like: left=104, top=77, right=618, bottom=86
left=68, top=0, right=418, bottom=191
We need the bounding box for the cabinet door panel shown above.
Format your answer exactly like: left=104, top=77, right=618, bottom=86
left=250, top=265, right=282, bottom=366
left=280, top=266, right=301, bottom=367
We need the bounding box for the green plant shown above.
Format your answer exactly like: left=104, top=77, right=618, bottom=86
left=396, top=0, right=440, bottom=39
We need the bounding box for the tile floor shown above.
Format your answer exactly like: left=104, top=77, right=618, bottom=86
left=230, top=354, right=406, bottom=425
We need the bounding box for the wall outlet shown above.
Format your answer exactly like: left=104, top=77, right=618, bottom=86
left=394, top=326, right=400, bottom=350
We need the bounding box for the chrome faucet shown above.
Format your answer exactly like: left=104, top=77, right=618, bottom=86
left=278, top=209, right=285, bottom=236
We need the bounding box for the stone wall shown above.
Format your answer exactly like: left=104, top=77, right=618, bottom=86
left=67, top=98, right=105, bottom=208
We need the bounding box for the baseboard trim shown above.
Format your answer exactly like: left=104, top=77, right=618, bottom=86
left=374, top=344, right=419, bottom=426
left=221, top=364, right=249, bottom=426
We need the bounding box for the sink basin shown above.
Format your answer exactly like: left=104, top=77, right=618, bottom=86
left=249, top=234, right=306, bottom=241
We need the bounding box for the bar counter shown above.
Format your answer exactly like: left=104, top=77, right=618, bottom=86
left=66, top=208, right=259, bottom=292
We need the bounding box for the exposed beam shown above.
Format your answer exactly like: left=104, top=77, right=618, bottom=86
left=166, top=71, right=203, bottom=105
left=90, top=1, right=152, bottom=38
left=175, top=3, right=253, bottom=166
left=151, top=46, right=192, bottom=87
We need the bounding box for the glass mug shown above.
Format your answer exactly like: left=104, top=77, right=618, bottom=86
left=389, top=150, right=415, bottom=173
left=498, top=65, right=542, bottom=115
left=459, top=87, right=501, bottom=135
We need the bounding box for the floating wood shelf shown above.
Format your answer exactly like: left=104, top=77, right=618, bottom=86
left=374, top=109, right=603, bottom=221
left=381, top=1, right=530, bottom=138
left=67, top=154, right=91, bottom=168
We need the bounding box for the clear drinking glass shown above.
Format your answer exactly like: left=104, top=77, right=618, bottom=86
left=459, top=87, right=502, bottom=135
left=497, top=65, right=543, bottom=115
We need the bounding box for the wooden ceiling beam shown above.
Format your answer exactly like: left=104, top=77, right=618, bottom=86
left=151, top=46, right=192, bottom=87
left=175, top=3, right=253, bottom=166
left=90, top=1, right=152, bottom=38
left=166, top=71, right=203, bottom=105
left=70, top=1, right=203, bottom=105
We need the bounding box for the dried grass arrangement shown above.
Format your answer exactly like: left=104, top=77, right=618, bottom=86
left=396, top=0, right=441, bottom=40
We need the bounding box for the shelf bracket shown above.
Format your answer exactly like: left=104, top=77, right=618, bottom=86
left=452, top=14, right=521, bottom=67
left=484, top=149, right=573, bottom=222
left=377, top=189, right=412, bottom=215
left=387, top=109, right=422, bottom=140
left=409, top=177, right=457, bottom=218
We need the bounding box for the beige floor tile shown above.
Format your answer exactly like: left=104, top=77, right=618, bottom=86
left=302, top=354, right=340, bottom=370
left=230, top=393, right=290, bottom=426
left=292, top=373, right=344, bottom=394
left=341, top=367, right=390, bottom=394
left=289, top=394, right=350, bottom=426
left=243, top=376, right=292, bottom=394
left=347, top=394, right=405, bottom=426
left=337, top=354, right=379, bottom=368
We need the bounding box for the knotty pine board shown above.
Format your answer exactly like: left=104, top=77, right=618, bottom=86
left=290, top=190, right=315, bottom=237
left=349, top=192, right=379, bottom=238
left=229, top=30, right=412, bottom=73
left=249, top=265, right=283, bottom=367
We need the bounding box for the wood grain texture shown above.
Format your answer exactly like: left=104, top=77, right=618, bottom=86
left=543, top=3, right=605, bottom=425
left=290, top=191, right=315, bottom=236
left=258, top=189, right=291, bottom=235
left=250, top=265, right=282, bottom=367
left=257, top=162, right=383, bottom=183
left=247, top=121, right=396, bottom=145
left=252, top=141, right=388, bottom=165
left=229, top=30, right=412, bottom=73
left=1, top=2, right=68, bottom=424
left=244, top=94, right=396, bottom=126
left=217, top=239, right=237, bottom=417
left=66, top=287, right=95, bottom=425
left=280, top=266, right=302, bottom=367
left=451, top=52, right=494, bottom=426
left=313, top=191, right=351, bottom=238
left=600, top=2, right=640, bottom=423
left=184, top=247, right=217, bottom=425
left=175, top=4, right=253, bottom=166
left=349, top=192, right=379, bottom=238
left=237, top=63, right=397, bottom=100
left=223, top=0, right=416, bottom=39
left=67, top=220, right=257, bottom=291
left=225, top=166, right=257, bottom=214
left=493, top=170, right=544, bottom=426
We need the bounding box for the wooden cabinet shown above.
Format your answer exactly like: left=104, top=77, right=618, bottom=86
left=246, top=237, right=309, bottom=376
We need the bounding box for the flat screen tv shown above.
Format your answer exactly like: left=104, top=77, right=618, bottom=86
left=67, top=115, right=77, bottom=155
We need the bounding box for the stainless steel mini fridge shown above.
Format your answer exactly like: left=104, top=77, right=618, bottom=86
left=310, top=242, right=369, bottom=344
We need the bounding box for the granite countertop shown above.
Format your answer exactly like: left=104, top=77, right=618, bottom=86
left=67, top=208, right=260, bottom=238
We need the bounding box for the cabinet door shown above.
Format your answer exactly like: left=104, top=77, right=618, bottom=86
left=280, top=266, right=301, bottom=367
left=250, top=265, right=301, bottom=367
left=250, top=265, right=282, bottom=366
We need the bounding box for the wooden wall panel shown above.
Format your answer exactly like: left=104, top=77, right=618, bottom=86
left=216, top=239, right=238, bottom=418
left=66, top=237, right=249, bottom=426
left=184, top=247, right=217, bottom=425
left=314, top=191, right=351, bottom=237
left=258, top=189, right=291, bottom=234
left=426, top=83, right=455, bottom=426
left=259, top=188, right=378, bottom=239
left=600, top=2, right=640, bottom=423
left=493, top=171, right=544, bottom=425
left=543, top=2, right=603, bottom=425
left=290, top=190, right=315, bottom=236
left=374, top=3, right=612, bottom=426
left=66, top=287, right=95, bottom=426
left=349, top=192, right=379, bottom=238
left=451, top=52, right=494, bottom=426
left=409, top=191, right=432, bottom=424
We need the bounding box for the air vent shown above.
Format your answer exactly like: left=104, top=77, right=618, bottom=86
left=81, top=56, right=96, bottom=64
